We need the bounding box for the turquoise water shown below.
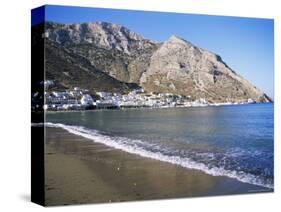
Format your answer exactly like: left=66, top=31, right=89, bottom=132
left=46, top=103, right=274, bottom=188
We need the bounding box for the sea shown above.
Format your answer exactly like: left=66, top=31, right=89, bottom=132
left=46, top=103, right=274, bottom=189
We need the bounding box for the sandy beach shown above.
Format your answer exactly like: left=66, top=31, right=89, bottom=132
left=45, top=127, right=271, bottom=206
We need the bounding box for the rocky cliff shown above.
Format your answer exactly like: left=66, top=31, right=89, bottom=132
left=45, top=21, right=158, bottom=83
left=40, top=21, right=271, bottom=103
left=140, top=35, right=271, bottom=103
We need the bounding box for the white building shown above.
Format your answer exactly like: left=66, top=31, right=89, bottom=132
left=80, top=94, right=94, bottom=105
left=96, top=92, right=113, bottom=99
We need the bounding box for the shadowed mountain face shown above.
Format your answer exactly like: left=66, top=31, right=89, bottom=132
left=44, top=21, right=158, bottom=85
left=36, top=21, right=271, bottom=103
left=45, top=40, right=140, bottom=94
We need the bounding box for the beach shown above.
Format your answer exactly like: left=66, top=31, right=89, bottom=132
left=45, top=127, right=271, bottom=206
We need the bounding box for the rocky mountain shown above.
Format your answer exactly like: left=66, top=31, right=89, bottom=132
left=39, top=21, right=272, bottom=103
left=45, top=21, right=158, bottom=84
left=31, top=23, right=138, bottom=95
left=140, top=35, right=271, bottom=103
left=45, top=21, right=155, bottom=55
left=45, top=39, right=139, bottom=94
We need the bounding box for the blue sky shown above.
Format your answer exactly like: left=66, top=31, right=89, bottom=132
left=33, top=5, right=274, bottom=98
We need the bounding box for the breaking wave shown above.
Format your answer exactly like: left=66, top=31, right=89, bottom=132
left=33, top=122, right=273, bottom=189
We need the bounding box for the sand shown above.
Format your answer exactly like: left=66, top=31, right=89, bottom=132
left=44, top=127, right=272, bottom=206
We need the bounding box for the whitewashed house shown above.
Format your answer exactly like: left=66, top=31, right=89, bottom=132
left=80, top=94, right=94, bottom=106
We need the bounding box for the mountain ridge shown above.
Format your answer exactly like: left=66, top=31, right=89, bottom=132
left=39, top=21, right=272, bottom=103
left=45, top=21, right=155, bottom=55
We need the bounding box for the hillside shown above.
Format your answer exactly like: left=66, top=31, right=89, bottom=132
left=32, top=21, right=273, bottom=103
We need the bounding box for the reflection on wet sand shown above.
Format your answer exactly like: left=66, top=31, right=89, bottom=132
left=44, top=127, right=268, bottom=206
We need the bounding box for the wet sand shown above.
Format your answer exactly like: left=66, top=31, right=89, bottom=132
left=45, top=127, right=272, bottom=206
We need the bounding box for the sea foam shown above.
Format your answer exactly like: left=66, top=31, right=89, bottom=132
left=34, top=122, right=273, bottom=189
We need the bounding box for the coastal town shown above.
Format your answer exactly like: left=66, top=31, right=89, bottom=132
left=31, top=80, right=257, bottom=111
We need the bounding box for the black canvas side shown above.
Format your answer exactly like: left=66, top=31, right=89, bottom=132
left=31, top=6, right=46, bottom=206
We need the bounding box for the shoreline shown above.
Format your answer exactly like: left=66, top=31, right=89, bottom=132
left=44, top=102, right=273, bottom=114
left=44, top=127, right=272, bottom=206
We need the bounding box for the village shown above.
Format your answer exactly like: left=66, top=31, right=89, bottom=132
left=41, top=81, right=210, bottom=111
left=39, top=80, right=255, bottom=111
